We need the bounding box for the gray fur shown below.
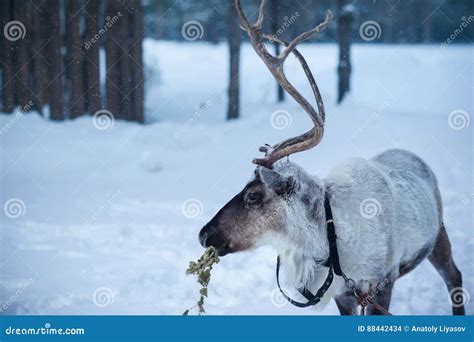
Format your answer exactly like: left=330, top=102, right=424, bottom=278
left=199, top=149, right=465, bottom=314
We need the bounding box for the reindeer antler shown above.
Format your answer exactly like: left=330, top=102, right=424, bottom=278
left=235, top=0, right=332, bottom=168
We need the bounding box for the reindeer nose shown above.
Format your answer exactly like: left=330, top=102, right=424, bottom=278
left=198, top=228, right=209, bottom=247
left=198, top=224, right=227, bottom=249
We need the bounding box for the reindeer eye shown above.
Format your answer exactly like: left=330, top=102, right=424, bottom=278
left=246, top=191, right=263, bottom=206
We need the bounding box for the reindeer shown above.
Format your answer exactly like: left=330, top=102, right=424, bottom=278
left=199, top=0, right=465, bottom=315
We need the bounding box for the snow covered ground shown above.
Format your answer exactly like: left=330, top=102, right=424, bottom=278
left=0, top=40, right=472, bottom=315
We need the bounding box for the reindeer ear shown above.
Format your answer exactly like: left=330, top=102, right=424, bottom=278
left=258, top=167, right=294, bottom=195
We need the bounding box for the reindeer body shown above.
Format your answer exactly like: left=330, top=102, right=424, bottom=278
left=200, top=0, right=465, bottom=314
left=200, top=148, right=465, bottom=314
left=272, top=149, right=442, bottom=309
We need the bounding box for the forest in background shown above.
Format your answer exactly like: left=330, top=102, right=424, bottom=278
left=146, top=0, right=473, bottom=44
left=1, top=0, right=473, bottom=124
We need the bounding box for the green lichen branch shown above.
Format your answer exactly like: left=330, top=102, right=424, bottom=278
left=183, top=246, right=220, bottom=315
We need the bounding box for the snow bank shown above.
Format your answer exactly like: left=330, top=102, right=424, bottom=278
left=0, top=41, right=472, bottom=315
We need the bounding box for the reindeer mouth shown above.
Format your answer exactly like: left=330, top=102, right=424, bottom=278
left=199, top=226, right=234, bottom=256
left=217, top=244, right=233, bottom=257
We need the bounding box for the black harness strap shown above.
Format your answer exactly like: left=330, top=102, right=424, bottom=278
left=276, top=256, right=334, bottom=308
left=275, top=192, right=344, bottom=307
left=275, top=193, right=392, bottom=315
left=324, top=195, right=344, bottom=277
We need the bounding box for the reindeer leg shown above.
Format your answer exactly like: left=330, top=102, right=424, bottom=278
left=428, top=223, right=465, bottom=315
left=365, top=279, right=394, bottom=315
left=334, top=292, right=358, bottom=315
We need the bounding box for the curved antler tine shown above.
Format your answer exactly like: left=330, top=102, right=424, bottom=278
left=258, top=144, right=273, bottom=156
left=235, top=1, right=332, bottom=168
left=267, top=34, right=326, bottom=127
left=235, top=0, right=266, bottom=30
left=253, top=0, right=266, bottom=29
left=278, top=10, right=333, bottom=63
left=252, top=34, right=328, bottom=168
left=253, top=127, right=323, bottom=168
left=235, top=0, right=252, bottom=31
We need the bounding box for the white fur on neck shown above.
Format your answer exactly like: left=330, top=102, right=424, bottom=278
left=259, top=183, right=348, bottom=309
left=260, top=228, right=345, bottom=309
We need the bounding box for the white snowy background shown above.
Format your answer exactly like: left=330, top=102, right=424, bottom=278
left=0, top=40, right=472, bottom=315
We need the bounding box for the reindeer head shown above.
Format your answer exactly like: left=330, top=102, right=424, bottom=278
left=199, top=0, right=332, bottom=256
left=199, top=162, right=328, bottom=256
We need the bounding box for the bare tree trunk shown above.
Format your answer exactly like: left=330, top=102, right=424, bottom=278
left=129, top=0, right=145, bottom=123
left=336, top=0, right=353, bottom=104
left=154, top=2, right=165, bottom=39
left=269, top=0, right=284, bottom=102
left=206, top=21, right=219, bottom=44
left=47, top=0, right=64, bottom=120
left=66, top=0, right=85, bottom=118
left=1, top=0, right=15, bottom=113
left=14, top=0, right=31, bottom=109
left=384, top=0, right=396, bottom=43
left=31, top=0, right=48, bottom=114
left=24, top=0, right=35, bottom=111
left=105, top=0, right=122, bottom=119
left=421, top=0, right=432, bottom=42
left=227, top=2, right=241, bottom=120
left=117, top=4, right=132, bottom=120
left=105, top=0, right=144, bottom=123
left=84, top=0, right=101, bottom=115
